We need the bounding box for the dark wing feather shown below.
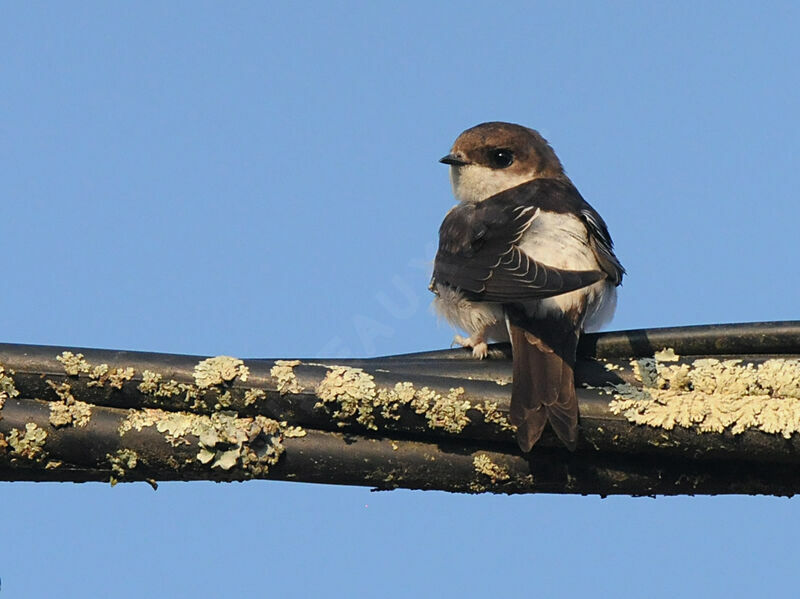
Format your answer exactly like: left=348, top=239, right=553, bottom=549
left=433, top=180, right=604, bottom=303
left=580, top=207, right=625, bottom=285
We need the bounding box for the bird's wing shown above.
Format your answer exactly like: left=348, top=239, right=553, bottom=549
left=580, top=207, right=625, bottom=286
left=433, top=179, right=604, bottom=303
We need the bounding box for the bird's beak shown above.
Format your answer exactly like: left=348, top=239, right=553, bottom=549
left=439, top=153, right=470, bottom=166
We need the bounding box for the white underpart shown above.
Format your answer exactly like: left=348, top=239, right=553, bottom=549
left=518, top=210, right=613, bottom=329
left=450, top=164, right=533, bottom=204
left=432, top=284, right=509, bottom=342
left=583, top=282, right=617, bottom=332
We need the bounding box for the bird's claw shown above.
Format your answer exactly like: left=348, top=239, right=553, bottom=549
left=452, top=335, right=489, bottom=360
left=471, top=342, right=489, bottom=360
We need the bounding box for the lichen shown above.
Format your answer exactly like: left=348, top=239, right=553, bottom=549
left=86, top=363, right=109, bottom=387
left=0, top=364, right=20, bottom=411
left=47, top=380, right=75, bottom=402
left=118, top=407, right=287, bottom=476
left=7, top=422, right=47, bottom=461
left=315, top=366, right=475, bottom=434
left=57, top=351, right=92, bottom=376
left=418, top=387, right=471, bottom=433
left=407, top=386, right=472, bottom=433
left=107, top=367, right=135, bottom=389
left=138, top=370, right=200, bottom=405
left=244, top=388, right=266, bottom=406
left=473, top=453, right=510, bottom=483
left=214, top=390, right=232, bottom=410
left=48, top=381, right=92, bottom=428
left=107, top=448, right=139, bottom=485
left=654, top=348, right=679, bottom=362
left=474, top=400, right=515, bottom=431
left=376, top=382, right=417, bottom=421
left=194, top=356, right=250, bottom=389
left=608, top=350, right=800, bottom=438
left=270, top=360, right=304, bottom=395
left=190, top=412, right=282, bottom=474
left=138, top=370, right=161, bottom=394
left=56, top=351, right=135, bottom=390
left=316, top=366, right=379, bottom=429
left=282, top=425, right=307, bottom=438
left=118, top=408, right=161, bottom=436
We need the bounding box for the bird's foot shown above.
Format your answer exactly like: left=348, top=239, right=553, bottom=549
left=452, top=334, right=489, bottom=360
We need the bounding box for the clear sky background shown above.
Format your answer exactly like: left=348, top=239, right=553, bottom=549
left=2, top=2, right=799, bottom=597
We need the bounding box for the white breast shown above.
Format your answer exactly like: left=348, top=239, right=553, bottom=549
left=519, top=210, right=597, bottom=271
left=519, top=210, right=615, bottom=328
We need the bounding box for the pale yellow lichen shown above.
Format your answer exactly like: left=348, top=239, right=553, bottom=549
left=118, top=408, right=162, bottom=436
left=406, top=385, right=474, bottom=433
left=375, top=381, right=417, bottom=421
left=107, top=367, right=135, bottom=389
left=244, top=388, right=266, bottom=406
left=7, top=422, right=47, bottom=461
left=609, top=350, right=800, bottom=438
left=314, top=367, right=475, bottom=434
left=194, top=356, right=249, bottom=389
left=316, top=366, right=378, bottom=429
left=138, top=370, right=161, bottom=394
left=48, top=382, right=92, bottom=428
left=118, top=407, right=286, bottom=475
left=408, top=386, right=437, bottom=414
left=47, top=380, right=75, bottom=403
left=270, top=360, right=303, bottom=395
left=474, top=400, right=515, bottom=431
left=214, top=390, right=232, bottom=410
left=56, top=352, right=134, bottom=391
left=654, top=348, right=680, bottom=362
left=282, top=425, right=307, bottom=438
left=422, top=387, right=471, bottom=433
left=86, top=363, right=109, bottom=387
left=192, top=412, right=282, bottom=474
left=473, top=454, right=510, bottom=483
left=138, top=370, right=201, bottom=406
left=0, top=364, right=20, bottom=410
left=108, top=448, right=139, bottom=485
left=57, top=351, right=91, bottom=376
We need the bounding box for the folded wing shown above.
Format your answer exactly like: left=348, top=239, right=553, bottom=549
left=433, top=180, right=605, bottom=302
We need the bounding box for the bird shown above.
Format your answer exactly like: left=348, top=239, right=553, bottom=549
left=430, top=122, right=624, bottom=452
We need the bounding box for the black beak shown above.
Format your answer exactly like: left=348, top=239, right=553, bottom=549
left=439, top=153, right=470, bottom=166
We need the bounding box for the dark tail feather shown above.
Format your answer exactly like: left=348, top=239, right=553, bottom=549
left=509, top=325, right=578, bottom=452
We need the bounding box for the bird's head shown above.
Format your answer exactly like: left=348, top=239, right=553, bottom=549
left=440, top=122, right=567, bottom=203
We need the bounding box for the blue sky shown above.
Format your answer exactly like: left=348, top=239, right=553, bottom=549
left=2, top=2, right=799, bottom=597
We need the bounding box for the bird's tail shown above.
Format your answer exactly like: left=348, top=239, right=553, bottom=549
left=508, top=324, right=579, bottom=452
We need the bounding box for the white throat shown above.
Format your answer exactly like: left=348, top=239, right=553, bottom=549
left=450, top=164, right=533, bottom=203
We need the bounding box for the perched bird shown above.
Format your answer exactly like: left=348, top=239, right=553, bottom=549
left=430, top=122, right=624, bottom=451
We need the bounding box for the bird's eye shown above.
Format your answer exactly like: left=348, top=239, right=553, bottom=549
left=489, top=149, right=514, bottom=169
